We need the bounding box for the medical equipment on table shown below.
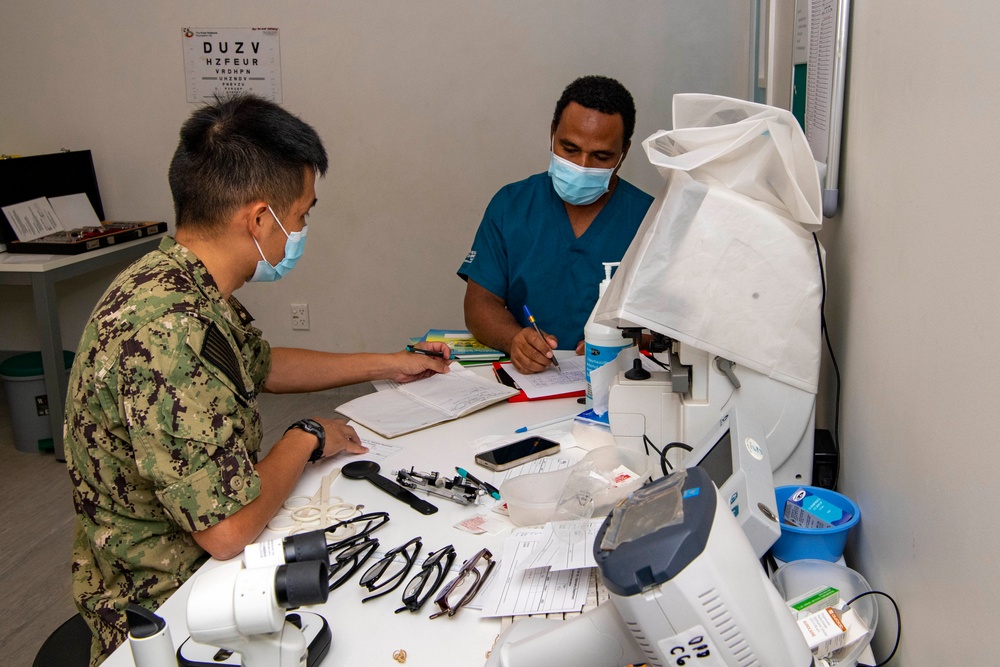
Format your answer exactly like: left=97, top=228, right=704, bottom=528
left=486, top=467, right=815, bottom=667
left=179, top=559, right=332, bottom=667
left=681, top=402, right=781, bottom=558
left=342, top=460, right=439, bottom=514
left=394, top=466, right=487, bottom=505
left=593, top=95, right=825, bottom=486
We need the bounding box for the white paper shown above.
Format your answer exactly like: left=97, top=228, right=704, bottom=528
left=501, top=355, right=586, bottom=399
left=337, top=367, right=518, bottom=438
left=1, top=197, right=64, bottom=242
left=515, top=519, right=603, bottom=572
left=398, top=371, right=518, bottom=418
left=478, top=527, right=591, bottom=617
left=49, top=193, right=100, bottom=228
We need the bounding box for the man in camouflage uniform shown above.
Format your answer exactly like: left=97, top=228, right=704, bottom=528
left=64, top=94, right=452, bottom=665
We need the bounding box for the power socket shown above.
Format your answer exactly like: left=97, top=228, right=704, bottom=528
left=291, top=303, right=310, bottom=330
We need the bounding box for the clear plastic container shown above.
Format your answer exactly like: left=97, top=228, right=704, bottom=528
left=771, top=559, right=877, bottom=664
left=500, top=446, right=651, bottom=527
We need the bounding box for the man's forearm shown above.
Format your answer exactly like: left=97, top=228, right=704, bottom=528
left=463, top=281, right=524, bottom=353
left=264, top=348, right=396, bottom=393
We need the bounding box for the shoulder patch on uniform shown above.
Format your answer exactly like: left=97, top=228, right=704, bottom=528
left=201, top=323, right=251, bottom=404
left=464, top=250, right=477, bottom=264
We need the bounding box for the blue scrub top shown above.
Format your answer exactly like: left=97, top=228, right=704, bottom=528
left=458, top=172, right=653, bottom=349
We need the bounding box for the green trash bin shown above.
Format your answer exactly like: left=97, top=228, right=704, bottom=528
left=0, top=351, right=75, bottom=453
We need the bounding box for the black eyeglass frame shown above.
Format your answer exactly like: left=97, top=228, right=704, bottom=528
left=358, top=535, right=423, bottom=602
left=395, top=544, right=457, bottom=614
left=429, top=547, right=496, bottom=619
left=324, top=511, right=389, bottom=552
left=327, top=536, right=380, bottom=591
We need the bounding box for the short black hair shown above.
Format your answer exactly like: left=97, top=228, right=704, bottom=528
left=552, top=76, right=637, bottom=142
left=168, top=94, right=328, bottom=230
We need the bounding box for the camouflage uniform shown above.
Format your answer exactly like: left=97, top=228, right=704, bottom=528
left=64, top=236, right=269, bottom=665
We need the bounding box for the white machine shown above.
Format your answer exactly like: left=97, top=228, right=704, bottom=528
left=594, top=95, right=826, bottom=488
left=486, top=466, right=815, bottom=667
left=179, top=559, right=331, bottom=667
left=607, top=340, right=816, bottom=486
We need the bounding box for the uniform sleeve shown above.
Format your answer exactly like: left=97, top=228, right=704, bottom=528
left=457, top=188, right=511, bottom=300
left=119, top=314, right=262, bottom=533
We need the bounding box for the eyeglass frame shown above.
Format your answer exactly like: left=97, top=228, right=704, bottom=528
left=395, top=544, right=457, bottom=614
left=429, top=547, right=496, bottom=619
left=327, top=535, right=381, bottom=591
left=358, top=535, right=423, bottom=603
left=325, top=511, right=389, bottom=552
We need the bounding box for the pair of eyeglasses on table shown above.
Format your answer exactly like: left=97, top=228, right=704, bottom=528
left=429, top=547, right=496, bottom=619
left=325, top=511, right=390, bottom=591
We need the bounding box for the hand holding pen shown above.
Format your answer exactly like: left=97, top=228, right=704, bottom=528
left=392, top=343, right=451, bottom=382
left=515, top=305, right=560, bottom=373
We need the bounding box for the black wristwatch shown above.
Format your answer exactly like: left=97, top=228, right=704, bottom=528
left=285, top=419, right=326, bottom=463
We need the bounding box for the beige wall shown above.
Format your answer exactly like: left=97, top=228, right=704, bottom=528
left=822, top=1, right=1000, bottom=662
left=0, top=1, right=748, bottom=353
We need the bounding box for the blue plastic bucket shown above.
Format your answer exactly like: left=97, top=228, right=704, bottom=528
left=772, top=485, right=861, bottom=562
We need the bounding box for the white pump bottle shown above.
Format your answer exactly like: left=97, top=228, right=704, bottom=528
left=584, top=262, right=632, bottom=408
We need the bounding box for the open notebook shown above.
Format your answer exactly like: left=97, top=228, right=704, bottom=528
left=337, top=366, right=519, bottom=438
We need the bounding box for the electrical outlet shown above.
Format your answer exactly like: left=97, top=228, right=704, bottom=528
left=291, top=303, right=310, bottom=330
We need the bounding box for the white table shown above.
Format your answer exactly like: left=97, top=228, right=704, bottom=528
left=102, top=369, right=585, bottom=667
left=0, top=236, right=162, bottom=460
left=99, top=363, right=880, bottom=667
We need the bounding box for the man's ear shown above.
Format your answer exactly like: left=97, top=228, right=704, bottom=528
left=242, top=201, right=271, bottom=240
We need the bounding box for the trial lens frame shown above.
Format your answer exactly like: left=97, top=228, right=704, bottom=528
left=429, top=547, right=496, bottom=619
left=395, top=544, right=457, bottom=614
left=359, top=535, right=423, bottom=602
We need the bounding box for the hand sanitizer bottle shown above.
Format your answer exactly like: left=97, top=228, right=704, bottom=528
left=584, top=262, right=631, bottom=409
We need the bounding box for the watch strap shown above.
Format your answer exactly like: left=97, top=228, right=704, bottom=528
left=286, top=419, right=325, bottom=463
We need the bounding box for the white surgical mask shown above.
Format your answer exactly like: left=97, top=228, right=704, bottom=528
left=249, top=205, right=307, bottom=282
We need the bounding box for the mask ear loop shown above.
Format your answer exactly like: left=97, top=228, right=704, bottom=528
left=266, top=467, right=364, bottom=534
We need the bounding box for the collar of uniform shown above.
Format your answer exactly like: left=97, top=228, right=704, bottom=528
left=158, top=236, right=230, bottom=322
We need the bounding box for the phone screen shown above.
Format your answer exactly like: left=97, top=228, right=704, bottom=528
left=476, top=436, right=560, bottom=469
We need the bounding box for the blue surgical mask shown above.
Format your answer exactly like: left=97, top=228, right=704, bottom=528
left=548, top=142, right=624, bottom=206
left=249, top=205, right=307, bottom=282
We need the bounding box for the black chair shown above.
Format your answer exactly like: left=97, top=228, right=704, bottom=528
left=32, top=613, right=92, bottom=667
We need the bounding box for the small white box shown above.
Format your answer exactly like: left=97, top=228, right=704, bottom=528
left=797, top=607, right=847, bottom=658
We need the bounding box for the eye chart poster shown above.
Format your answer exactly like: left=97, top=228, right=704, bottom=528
left=183, top=27, right=281, bottom=103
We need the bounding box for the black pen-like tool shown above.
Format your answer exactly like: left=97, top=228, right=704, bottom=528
left=456, top=467, right=501, bottom=500
left=406, top=345, right=446, bottom=358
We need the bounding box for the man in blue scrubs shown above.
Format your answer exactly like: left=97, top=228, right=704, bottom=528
left=458, top=76, right=653, bottom=373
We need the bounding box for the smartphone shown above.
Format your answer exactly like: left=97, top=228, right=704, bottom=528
left=474, top=436, right=560, bottom=472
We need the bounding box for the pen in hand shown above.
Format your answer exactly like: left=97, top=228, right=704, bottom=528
left=521, top=305, right=561, bottom=370
left=405, top=345, right=446, bottom=358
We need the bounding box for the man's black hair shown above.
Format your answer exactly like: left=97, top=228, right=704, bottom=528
left=552, top=76, right=637, bottom=143
left=168, top=94, right=328, bottom=230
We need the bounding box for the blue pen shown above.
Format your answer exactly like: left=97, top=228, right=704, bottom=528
left=521, top=305, right=561, bottom=370
left=457, top=467, right=501, bottom=500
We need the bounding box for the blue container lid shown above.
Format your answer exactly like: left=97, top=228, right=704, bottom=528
left=0, top=351, right=75, bottom=378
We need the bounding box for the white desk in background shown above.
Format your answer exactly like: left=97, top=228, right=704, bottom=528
left=0, top=236, right=162, bottom=461
left=102, top=364, right=585, bottom=667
